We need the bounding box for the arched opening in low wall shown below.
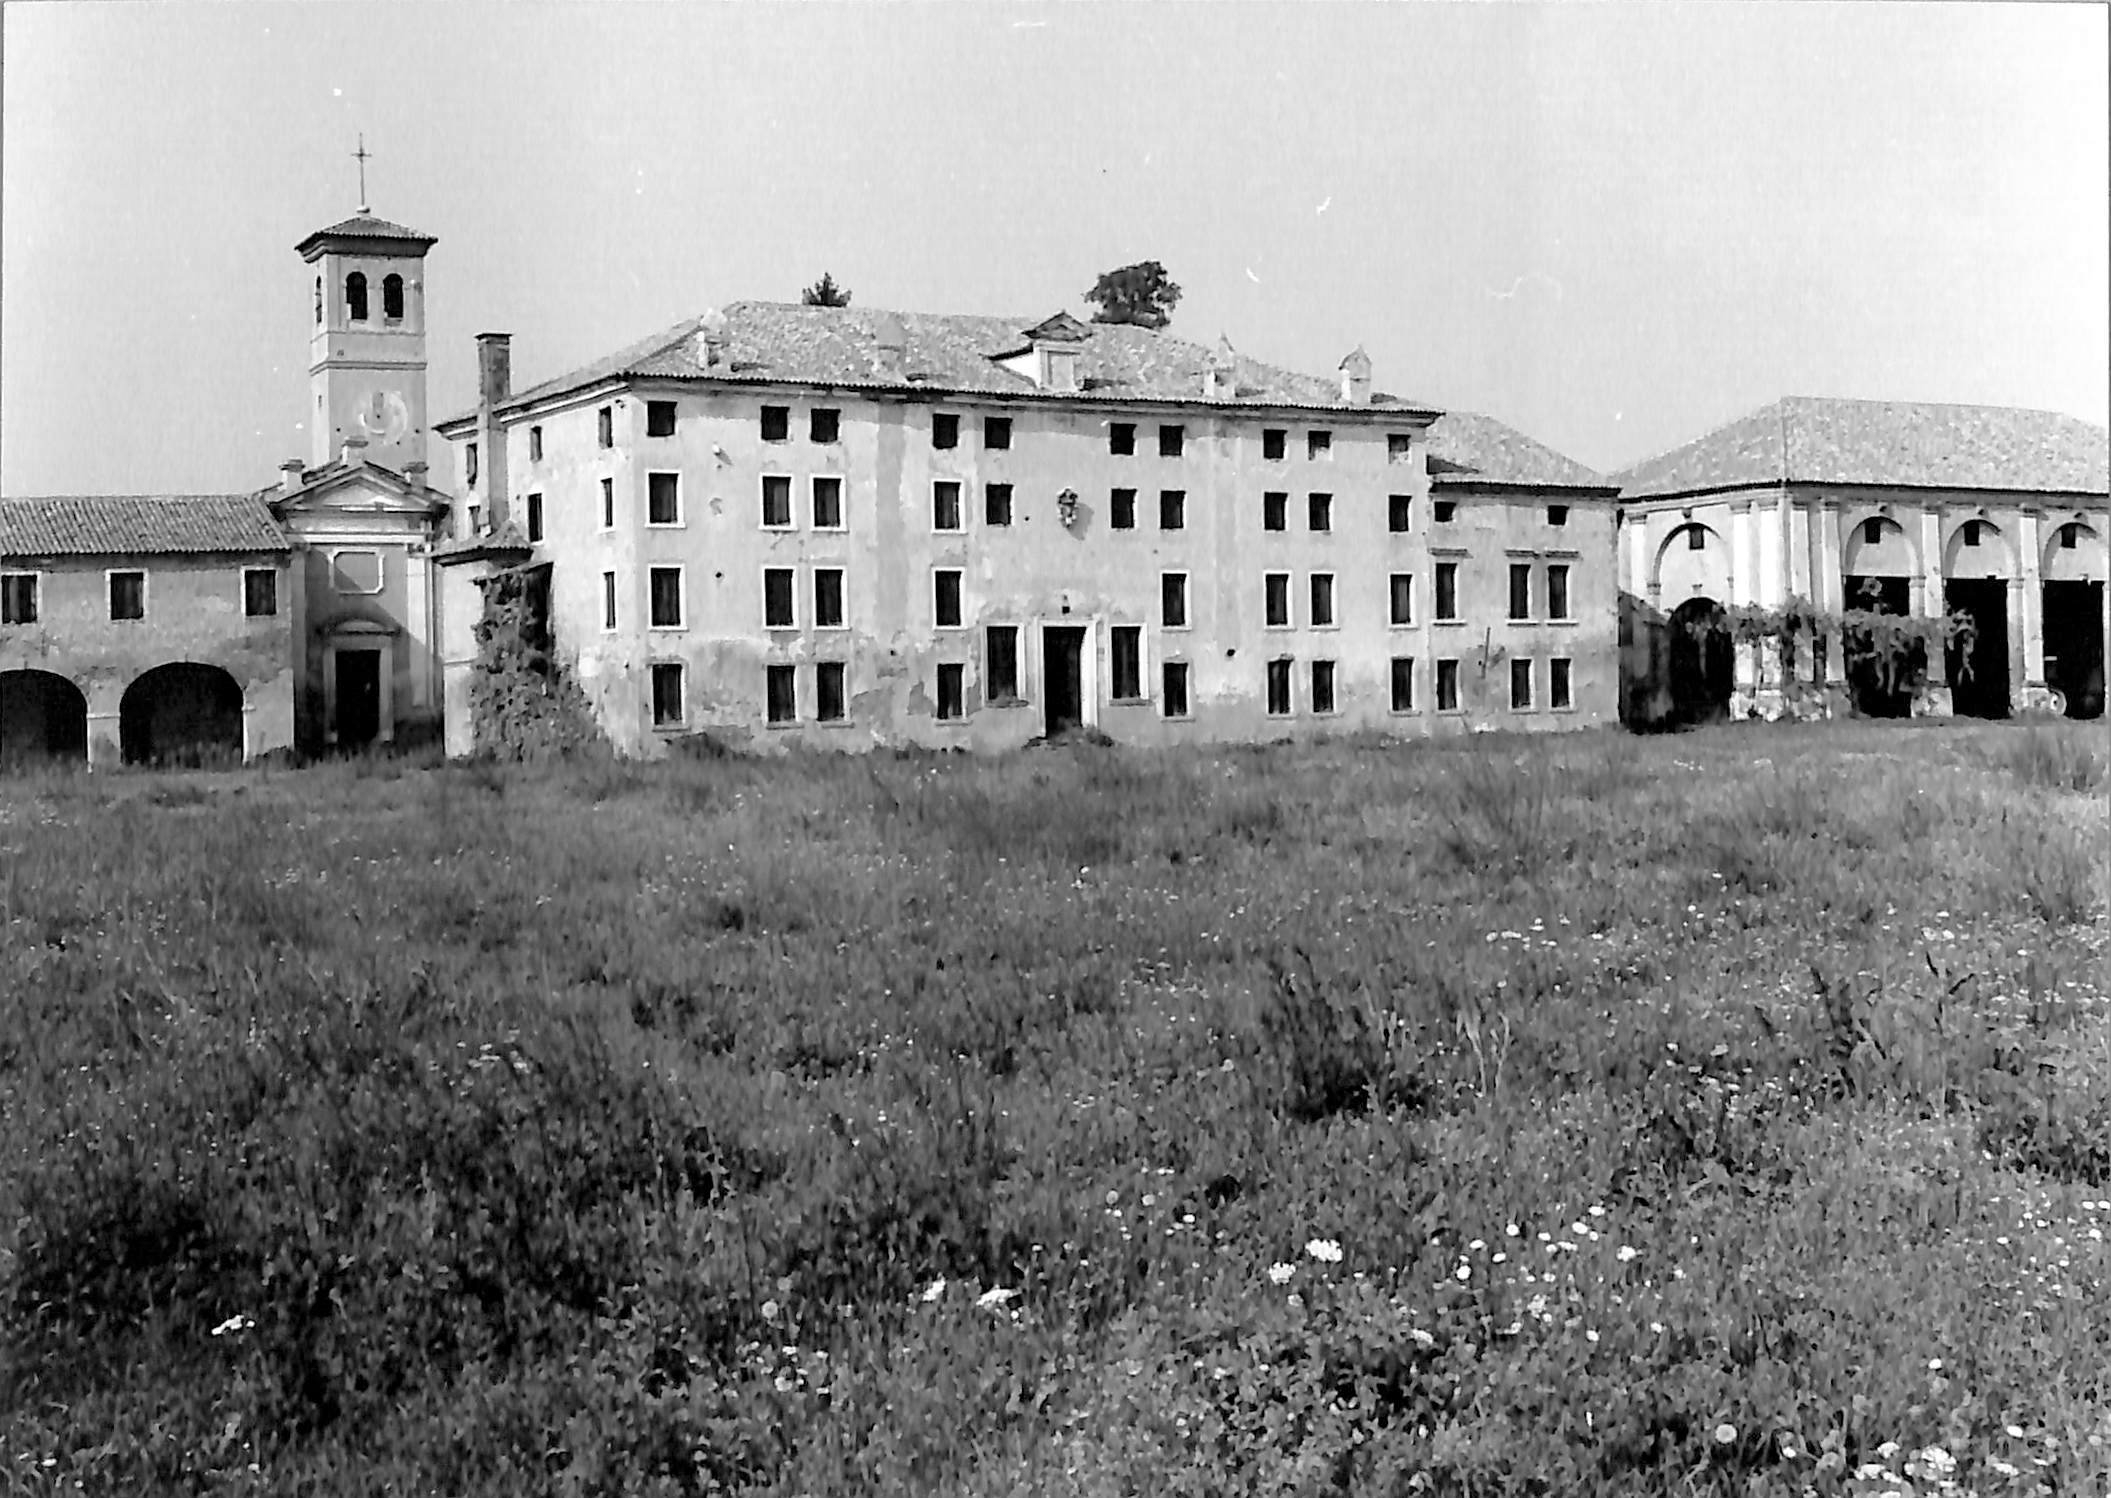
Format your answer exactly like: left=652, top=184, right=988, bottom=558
left=1667, top=597, right=1733, bottom=727
left=0, top=669, right=88, bottom=764
left=120, top=663, right=245, bottom=766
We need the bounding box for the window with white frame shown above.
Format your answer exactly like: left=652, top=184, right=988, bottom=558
left=1265, top=658, right=1292, bottom=715
left=647, top=473, right=680, bottom=526
left=1310, top=659, right=1337, bottom=714
left=1264, top=572, right=1291, bottom=628
left=602, top=570, right=618, bottom=630
left=986, top=625, right=1020, bottom=702
left=1510, top=658, right=1534, bottom=710
left=813, top=568, right=845, bottom=629
left=812, top=476, right=844, bottom=529
left=933, top=481, right=963, bottom=532
left=1111, top=625, right=1143, bottom=701
left=651, top=662, right=684, bottom=726
left=934, top=569, right=963, bottom=628
left=648, top=566, right=684, bottom=628
left=764, top=568, right=797, bottom=628
left=762, top=475, right=793, bottom=529
left=1161, top=572, right=1189, bottom=629
left=1, top=573, right=38, bottom=625
left=243, top=568, right=277, bottom=618
left=1389, top=573, right=1413, bottom=626
left=816, top=661, right=847, bottom=722
left=1550, top=657, right=1574, bottom=710
left=766, top=664, right=797, bottom=723
left=1390, top=657, right=1415, bottom=712
left=108, top=570, right=149, bottom=619
left=1547, top=564, right=1571, bottom=621
left=1309, top=573, right=1336, bottom=628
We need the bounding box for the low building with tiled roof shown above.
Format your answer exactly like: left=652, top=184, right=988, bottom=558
left=0, top=494, right=292, bottom=557
left=425, top=299, right=1620, bottom=755
left=1611, top=396, right=2108, bottom=728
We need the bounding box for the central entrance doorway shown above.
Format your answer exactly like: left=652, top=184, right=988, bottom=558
left=336, top=649, right=383, bottom=746
left=1042, top=626, right=1087, bottom=736
left=1943, top=578, right=2010, bottom=719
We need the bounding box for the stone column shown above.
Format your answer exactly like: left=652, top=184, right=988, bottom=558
left=1914, top=507, right=1952, bottom=716
left=2018, top=511, right=2050, bottom=712
left=1817, top=500, right=1847, bottom=714
left=1729, top=499, right=1758, bottom=717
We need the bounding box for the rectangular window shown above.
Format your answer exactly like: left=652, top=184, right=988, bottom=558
left=934, top=569, right=963, bottom=628
left=1688, top=525, right=1706, bottom=551
left=1548, top=504, right=1569, bottom=527
left=1308, top=493, right=1332, bottom=533
left=649, top=566, right=684, bottom=628
left=762, top=474, right=793, bottom=528
left=1389, top=433, right=1413, bottom=464
left=1547, top=564, right=1571, bottom=621
left=647, top=473, right=679, bottom=526
left=813, top=567, right=845, bottom=628
left=812, top=476, right=843, bottom=529
left=760, top=405, right=789, bottom=442
left=810, top=408, right=840, bottom=444
left=1436, top=658, right=1460, bottom=711
left=1389, top=494, right=1412, bottom=533
left=238, top=568, right=276, bottom=618
left=601, top=476, right=615, bottom=529
left=1390, top=657, right=1415, bottom=713
left=597, top=407, right=614, bottom=449
left=1111, top=488, right=1136, bottom=530
left=646, top=400, right=677, bottom=437
left=936, top=662, right=965, bottom=721
left=1434, top=500, right=1457, bottom=524
left=1551, top=657, right=1574, bottom=710
left=1310, top=659, right=1336, bottom=714
left=985, top=483, right=1014, bottom=527
left=2, top=573, right=39, bottom=625
left=529, top=425, right=543, bottom=462
left=933, top=481, right=963, bottom=531
left=1264, top=572, right=1291, bottom=628
left=1389, top=573, right=1413, bottom=625
left=1111, top=625, right=1143, bottom=700
left=602, top=570, right=618, bottom=630
left=1510, top=658, right=1534, bottom=710
left=2060, top=522, right=2079, bottom=549
left=1159, top=489, right=1185, bottom=530
left=1161, top=572, right=1189, bottom=629
left=764, top=568, right=796, bottom=628
left=651, top=663, right=684, bottom=727
left=1265, top=658, right=1292, bottom=716
left=1159, top=425, right=1184, bottom=458
left=527, top=492, right=545, bottom=541
left=983, top=416, right=1011, bottom=450
left=1509, top=563, right=1532, bottom=621
left=1307, top=430, right=1332, bottom=460
left=986, top=625, right=1020, bottom=702
left=932, top=412, right=959, bottom=449
left=816, top=661, right=847, bottom=723
left=1963, top=520, right=1981, bottom=548
left=1263, top=492, right=1288, bottom=531
left=1262, top=429, right=1287, bottom=461
left=1436, top=561, right=1460, bottom=621
left=766, top=664, right=798, bottom=724
left=1109, top=422, right=1136, bottom=455
left=1162, top=661, right=1190, bottom=719
left=1864, top=517, right=1883, bottom=546
left=465, top=442, right=479, bottom=488
left=1309, top=573, right=1335, bottom=627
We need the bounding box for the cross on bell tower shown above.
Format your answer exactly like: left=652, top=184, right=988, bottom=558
left=352, top=134, right=372, bottom=213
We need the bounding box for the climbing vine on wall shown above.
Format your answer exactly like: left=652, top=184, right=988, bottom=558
left=1680, top=598, right=1977, bottom=693
left=469, top=565, right=609, bottom=762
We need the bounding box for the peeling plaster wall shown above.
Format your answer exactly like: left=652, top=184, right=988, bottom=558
left=449, top=385, right=1625, bottom=754
left=0, top=553, right=294, bottom=761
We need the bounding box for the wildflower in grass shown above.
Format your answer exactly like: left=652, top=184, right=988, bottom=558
left=1616, top=1245, right=1639, bottom=1262
left=210, top=1314, right=253, bottom=1337
left=920, top=1278, right=947, bottom=1304
left=976, top=1287, right=1018, bottom=1310
left=1714, top=1424, right=1737, bottom=1445
left=1306, top=1238, right=1343, bottom=1263
left=1268, top=1262, right=1296, bottom=1285
left=761, top=1299, right=780, bottom=1322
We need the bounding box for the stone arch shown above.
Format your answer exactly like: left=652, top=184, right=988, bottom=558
left=382, top=273, right=405, bottom=320
left=1937, top=517, right=2014, bottom=720
left=2041, top=518, right=2105, bottom=720
left=2042, top=517, right=2107, bottom=582
left=1652, top=520, right=1731, bottom=605
left=0, top=669, right=88, bottom=764
left=1666, top=596, right=1734, bottom=727
left=1941, top=515, right=2016, bottom=581
left=120, top=663, right=245, bottom=766
left=1841, top=511, right=1919, bottom=581
left=345, top=271, right=369, bottom=323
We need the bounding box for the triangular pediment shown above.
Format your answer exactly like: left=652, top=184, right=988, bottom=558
left=270, top=461, right=449, bottom=524
left=1023, top=311, right=1090, bottom=345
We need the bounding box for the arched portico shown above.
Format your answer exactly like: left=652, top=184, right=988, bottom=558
left=1940, top=516, right=2013, bottom=720
left=2041, top=518, right=2106, bottom=719
left=1666, top=597, right=1733, bottom=727
left=120, top=663, right=246, bottom=766
left=0, top=669, right=89, bottom=764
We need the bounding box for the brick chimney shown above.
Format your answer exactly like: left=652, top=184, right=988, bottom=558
left=476, top=333, right=512, bottom=530
left=1339, top=347, right=1372, bottom=406
left=873, top=312, right=907, bottom=381
left=1205, top=335, right=1239, bottom=401
left=279, top=459, right=306, bottom=493
left=696, top=308, right=728, bottom=371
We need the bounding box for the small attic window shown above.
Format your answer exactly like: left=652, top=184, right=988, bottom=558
left=1109, top=423, right=1136, bottom=456
left=1962, top=520, right=1981, bottom=548
left=2061, top=522, right=2080, bottom=549
left=1548, top=505, right=1569, bottom=527
left=1388, top=434, right=1413, bottom=463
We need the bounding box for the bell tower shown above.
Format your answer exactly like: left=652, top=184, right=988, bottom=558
left=295, top=185, right=437, bottom=472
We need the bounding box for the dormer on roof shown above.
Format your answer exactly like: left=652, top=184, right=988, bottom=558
left=1340, top=347, right=1373, bottom=406
left=1014, top=311, right=1089, bottom=392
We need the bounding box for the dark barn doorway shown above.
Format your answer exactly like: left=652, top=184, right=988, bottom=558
left=1843, top=575, right=1918, bottom=718
left=1667, top=597, right=1733, bottom=727
left=1943, top=578, right=2010, bottom=719
left=0, top=670, right=89, bottom=764
left=120, top=664, right=244, bottom=766
left=2043, top=581, right=2105, bottom=720
left=1042, top=626, right=1086, bottom=736
left=335, top=649, right=383, bottom=746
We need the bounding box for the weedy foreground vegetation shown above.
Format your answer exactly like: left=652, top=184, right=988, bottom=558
left=2, top=721, right=2108, bottom=1497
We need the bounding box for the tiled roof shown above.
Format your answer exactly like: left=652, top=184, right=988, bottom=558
left=1, top=495, right=292, bottom=558
left=295, top=213, right=437, bottom=257
left=1614, top=397, right=2111, bottom=500
left=1426, top=410, right=1613, bottom=491
left=472, top=301, right=1439, bottom=422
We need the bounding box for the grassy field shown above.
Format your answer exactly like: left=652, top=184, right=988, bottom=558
left=2, top=720, right=2107, bottom=1497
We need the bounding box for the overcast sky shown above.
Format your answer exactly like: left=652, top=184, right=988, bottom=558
left=3, top=2, right=2105, bottom=496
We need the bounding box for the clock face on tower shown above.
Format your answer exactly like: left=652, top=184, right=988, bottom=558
left=357, top=389, right=411, bottom=444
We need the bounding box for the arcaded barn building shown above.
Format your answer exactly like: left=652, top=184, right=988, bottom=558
left=1615, top=397, right=2110, bottom=726
left=432, top=305, right=1620, bottom=755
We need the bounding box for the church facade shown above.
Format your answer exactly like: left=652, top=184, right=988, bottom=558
left=1, top=212, right=449, bottom=764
